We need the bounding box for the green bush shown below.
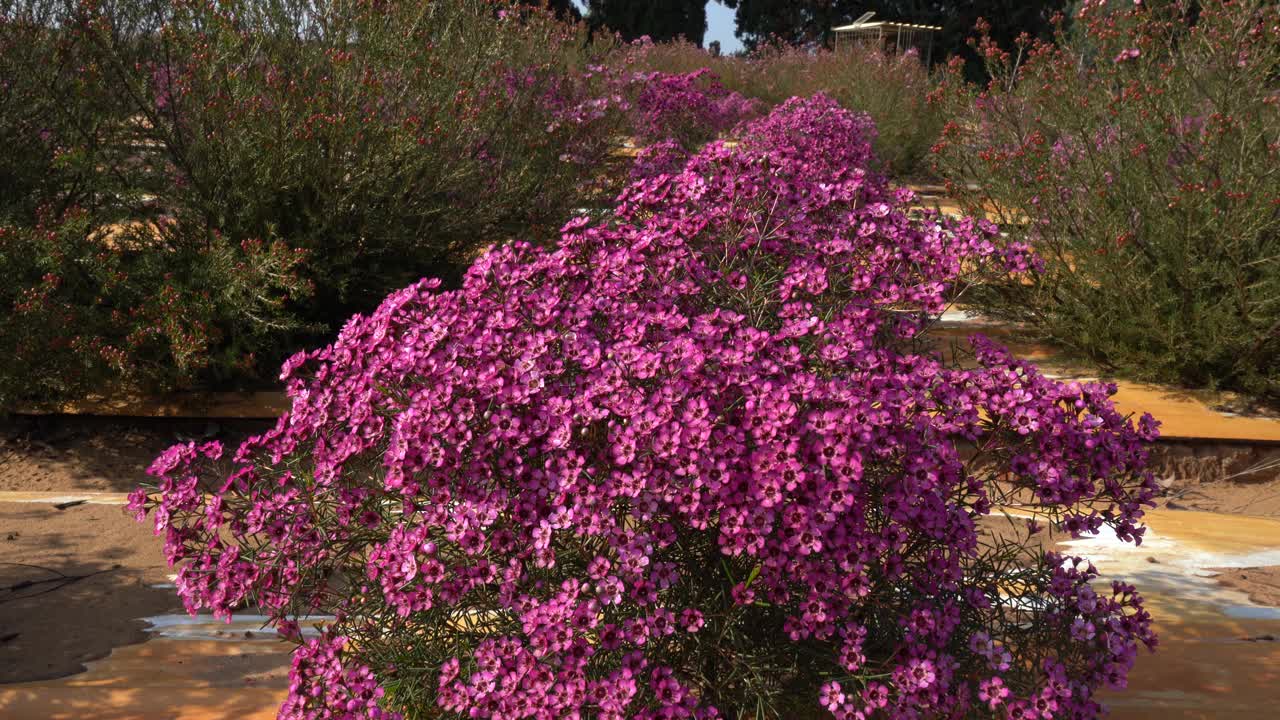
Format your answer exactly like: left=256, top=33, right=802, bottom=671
left=622, top=39, right=945, bottom=178
left=0, top=0, right=623, bottom=408
left=0, top=0, right=129, bottom=223
left=0, top=208, right=312, bottom=409
left=78, top=0, right=623, bottom=314
left=933, top=0, right=1280, bottom=402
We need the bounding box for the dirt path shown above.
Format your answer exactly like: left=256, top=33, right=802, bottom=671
left=1208, top=566, right=1280, bottom=609
left=0, top=416, right=268, bottom=684
left=0, top=416, right=269, bottom=494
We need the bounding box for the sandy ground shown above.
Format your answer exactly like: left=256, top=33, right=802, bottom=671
left=1142, top=452, right=1280, bottom=606
left=0, top=501, right=180, bottom=682
left=0, top=416, right=269, bottom=683
left=0, top=415, right=268, bottom=493
left=1149, top=442, right=1280, bottom=517
left=1157, top=476, right=1280, bottom=518
left=1, top=413, right=1279, bottom=689
left=1207, top=566, right=1280, bottom=610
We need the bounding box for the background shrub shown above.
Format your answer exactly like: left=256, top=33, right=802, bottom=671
left=77, top=0, right=625, bottom=326
left=2, top=0, right=315, bottom=407
left=0, top=0, right=143, bottom=223
left=620, top=39, right=945, bottom=179
left=932, top=0, right=1280, bottom=402
left=0, top=0, right=625, bottom=408
left=133, top=98, right=1158, bottom=720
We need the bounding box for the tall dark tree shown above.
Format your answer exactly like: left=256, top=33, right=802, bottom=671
left=517, top=0, right=583, bottom=21
left=586, top=0, right=709, bottom=45
left=720, top=0, right=848, bottom=48
left=724, top=1, right=1070, bottom=77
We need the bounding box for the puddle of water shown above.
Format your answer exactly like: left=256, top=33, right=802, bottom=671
left=1059, top=508, right=1280, bottom=719
left=0, top=611, right=340, bottom=718
left=0, top=635, right=287, bottom=719
left=142, top=613, right=333, bottom=641
left=1056, top=511, right=1280, bottom=619
left=937, top=307, right=997, bottom=326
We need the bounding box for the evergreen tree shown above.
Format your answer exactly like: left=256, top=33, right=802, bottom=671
left=720, top=0, right=847, bottom=48
left=586, top=0, right=709, bottom=45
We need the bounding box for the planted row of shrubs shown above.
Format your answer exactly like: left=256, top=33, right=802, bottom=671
left=134, top=95, right=1159, bottom=720
left=628, top=1, right=1278, bottom=406
left=5, top=0, right=1274, bottom=411
left=1, top=3, right=956, bottom=414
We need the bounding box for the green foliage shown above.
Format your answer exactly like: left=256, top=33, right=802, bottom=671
left=0, top=0, right=623, bottom=409
left=0, top=0, right=128, bottom=223
left=80, top=0, right=621, bottom=313
left=933, top=0, right=1280, bottom=402
left=0, top=208, right=312, bottom=409
left=720, top=0, right=847, bottom=48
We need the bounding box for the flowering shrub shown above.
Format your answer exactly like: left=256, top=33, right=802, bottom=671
left=622, top=40, right=945, bottom=178
left=132, top=97, right=1158, bottom=719
left=932, top=0, right=1280, bottom=402
left=549, top=55, right=761, bottom=197
left=622, top=67, right=762, bottom=147
left=585, top=61, right=762, bottom=183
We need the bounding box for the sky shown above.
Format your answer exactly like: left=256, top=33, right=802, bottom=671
left=568, top=1, right=747, bottom=55
left=705, top=2, right=745, bottom=55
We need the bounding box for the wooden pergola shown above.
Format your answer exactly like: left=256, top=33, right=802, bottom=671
left=832, top=12, right=940, bottom=65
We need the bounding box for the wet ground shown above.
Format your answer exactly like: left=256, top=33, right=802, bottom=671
left=0, top=490, right=291, bottom=719
left=1064, top=509, right=1280, bottom=719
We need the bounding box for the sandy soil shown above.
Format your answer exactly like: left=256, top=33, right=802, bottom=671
left=1207, top=566, right=1280, bottom=611
left=1150, top=443, right=1280, bottom=517
left=0, top=502, right=181, bottom=682
left=0, top=415, right=268, bottom=494
left=1145, top=448, right=1280, bottom=607
left=1156, top=478, right=1280, bottom=518
left=0, top=415, right=268, bottom=683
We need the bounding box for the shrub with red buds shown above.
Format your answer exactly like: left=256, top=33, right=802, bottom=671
left=932, top=0, right=1280, bottom=402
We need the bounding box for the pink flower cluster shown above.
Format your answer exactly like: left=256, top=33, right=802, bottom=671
left=624, top=68, right=762, bottom=146
left=628, top=139, right=690, bottom=182
left=279, top=635, right=397, bottom=720
left=550, top=64, right=760, bottom=176
left=132, top=95, right=1157, bottom=720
